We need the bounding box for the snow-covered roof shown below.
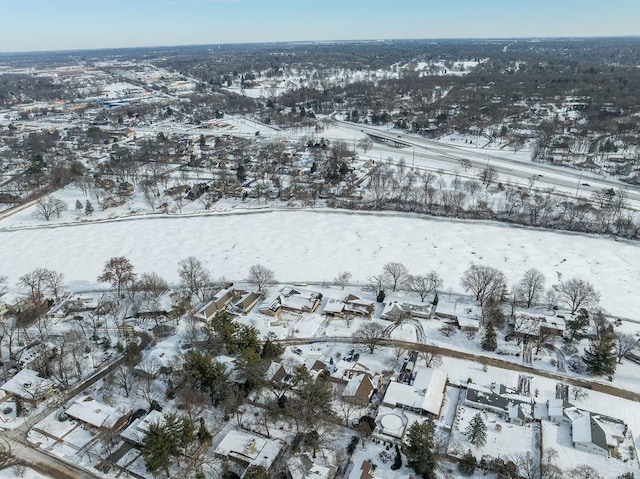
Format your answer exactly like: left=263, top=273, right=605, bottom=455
left=120, top=410, right=165, bottom=444
left=1, top=368, right=54, bottom=401
left=342, top=374, right=374, bottom=400
left=214, top=430, right=283, bottom=470
left=66, top=395, right=132, bottom=429
left=287, top=455, right=334, bottom=479
left=382, top=367, right=447, bottom=416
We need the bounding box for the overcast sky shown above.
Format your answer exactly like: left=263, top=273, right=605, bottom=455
left=1, top=0, right=639, bottom=53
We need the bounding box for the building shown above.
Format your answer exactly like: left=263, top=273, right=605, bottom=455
left=195, top=288, right=239, bottom=321
left=214, top=430, right=283, bottom=472
left=382, top=367, right=447, bottom=417
left=381, top=301, right=433, bottom=321
left=259, top=287, right=322, bottom=316
left=323, top=294, right=375, bottom=319
left=464, top=383, right=533, bottom=425
left=342, top=374, right=376, bottom=406
left=1, top=368, right=55, bottom=405
left=65, top=395, right=133, bottom=432
left=287, top=454, right=336, bottom=479
left=121, top=410, right=165, bottom=445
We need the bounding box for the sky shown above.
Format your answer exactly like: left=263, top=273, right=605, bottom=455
left=0, top=0, right=639, bottom=53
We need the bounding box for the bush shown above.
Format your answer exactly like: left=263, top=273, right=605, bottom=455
left=458, top=450, right=476, bottom=476
left=347, top=435, right=359, bottom=454
left=377, top=290, right=386, bottom=303
left=391, top=444, right=402, bottom=470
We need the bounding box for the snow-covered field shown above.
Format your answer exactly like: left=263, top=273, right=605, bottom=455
left=1, top=209, right=638, bottom=317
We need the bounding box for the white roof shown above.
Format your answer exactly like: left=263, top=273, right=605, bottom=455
left=1, top=368, right=53, bottom=400
left=323, top=299, right=345, bottom=313
left=382, top=367, right=447, bottom=416
left=66, top=395, right=131, bottom=429
left=120, top=410, right=165, bottom=444
left=215, top=430, right=282, bottom=470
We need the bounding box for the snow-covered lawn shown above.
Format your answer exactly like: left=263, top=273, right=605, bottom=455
left=1, top=209, right=639, bottom=318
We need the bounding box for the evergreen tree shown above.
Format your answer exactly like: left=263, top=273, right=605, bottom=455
left=236, top=164, right=246, bottom=184
left=142, top=413, right=195, bottom=475
left=403, top=418, right=439, bottom=479
left=481, top=322, right=497, bottom=351
left=566, top=308, right=590, bottom=341
left=75, top=199, right=83, bottom=211
left=583, top=333, right=617, bottom=377
left=458, top=449, right=477, bottom=475
left=391, top=443, right=403, bottom=470
left=244, top=465, right=269, bottom=479
left=84, top=199, right=94, bottom=216
left=465, top=413, right=487, bottom=447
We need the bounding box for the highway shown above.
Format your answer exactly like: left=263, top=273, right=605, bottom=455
left=335, top=118, right=640, bottom=209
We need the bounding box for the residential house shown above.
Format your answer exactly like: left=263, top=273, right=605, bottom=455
left=259, top=287, right=322, bottom=317
left=547, top=400, right=628, bottom=457
left=381, top=301, right=432, bottom=321
left=195, top=288, right=239, bottom=321
left=287, top=454, right=336, bottom=479
left=65, top=395, right=133, bottom=432
left=342, top=374, right=376, bottom=406
left=323, top=294, right=375, bottom=319
left=233, top=291, right=262, bottom=315
left=214, top=430, right=283, bottom=473
left=382, top=367, right=447, bottom=417
left=121, top=410, right=165, bottom=446
left=1, top=368, right=55, bottom=405
left=265, top=362, right=287, bottom=384
left=464, top=383, right=533, bottom=425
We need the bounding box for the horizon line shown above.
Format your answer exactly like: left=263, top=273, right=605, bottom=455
left=2, top=34, right=640, bottom=57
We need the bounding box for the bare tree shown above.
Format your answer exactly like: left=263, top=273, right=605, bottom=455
left=248, top=264, right=276, bottom=293
left=383, top=262, right=409, bottom=292
left=138, top=272, right=169, bottom=299
left=366, top=273, right=386, bottom=294
left=568, top=465, right=603, bottom=479
left=353, top=322, right=388, bottom=353
left=408, top=272, right=442, bottom=302
left=614, top=332, right=639, bottom=363
left=177, top=256, right=211, bottom=303
left=112, top=365, right=137, bottom=397
left=459, top=159, right=472, bottom=172
left=97, top=256, right=136, bottom=298
left=460, top=265, right=507, bottom=306
left=19, top=268, right=65, bottom=305
left=0, top=275, right=7, bottom=297
left=519, top=269, right=545, bottom=308
left=420, top=351, right=443, bottom=368
left=357, top=137, right=373, bottom=153
left=334, top=271, right=352, bottom=290
left=34, top=196, right=67, bottom=221
left=571, top=386, right=590, bottom=402
left=554, top=278, right=600, bottom=314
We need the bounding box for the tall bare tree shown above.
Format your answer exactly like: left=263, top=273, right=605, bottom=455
left=554, top=278, right=600, bottom=314
left=177, top=256, right=211, bottom=303
left=460, top=265, right=507, bottom=306
left=247, top=264, right=276, bottom=293
left=334, top=271, right=352, bottom=290
left=353, top=322, right=388, bottom=353
left=383, top=262, right=409, bottom=292
left=519, top=269, right=545, bottom=308
left=97, top=256, right=136, bottom=298
left=408, top=271, right=442, bottom=302
left=34, top=196, right=67, bottom=221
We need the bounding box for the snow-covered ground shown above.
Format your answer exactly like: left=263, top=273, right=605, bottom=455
left=1, top=209, right=638, bottom=317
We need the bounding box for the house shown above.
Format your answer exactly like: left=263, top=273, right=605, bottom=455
left=65, top=395, right=133, bottom=432
left=195, top=288, right=239, bottom=321
left=382, top=367, right=447, bottom=417
left=323, top=294, right=375, bottom=319
left=512, top=315, right=566, bottom=339
left=342, top=374, right=376, bottom=406
left=547, top=401, right=628, bottom=457
left=265, top=362, right=287, bottom=384
left=121, top=410, right=165, bottom=445
left=572, top=411, right=627, bottom=457
left=259, top=287, right=322, bottom=316
left=1, top=368, right=55, bottom=405
left=381, top=301, right=432, bottom=321
left=348, top=460, right=378, bottom=479
left=233, top=291, right=262, bottom=315
left=287, top=454, right=336, bottom=479
left=214, top=430, right=283, bottom=472
left=464, top=383, right=533, bottom=425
